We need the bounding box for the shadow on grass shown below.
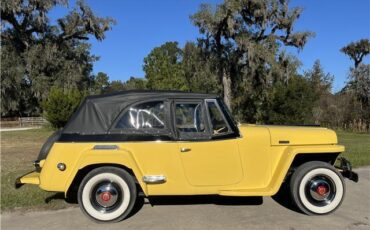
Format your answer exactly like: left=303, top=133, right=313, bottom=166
left=45, top=193, right=75, bottom=204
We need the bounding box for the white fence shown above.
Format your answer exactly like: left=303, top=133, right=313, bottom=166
left=0, top=117, right=48, bottom=128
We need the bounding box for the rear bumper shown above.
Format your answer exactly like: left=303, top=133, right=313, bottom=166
left=15, top=171, right=40, bottom=189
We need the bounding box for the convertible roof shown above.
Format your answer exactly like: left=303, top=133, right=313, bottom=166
left=62, top=90, right=217, bottom=135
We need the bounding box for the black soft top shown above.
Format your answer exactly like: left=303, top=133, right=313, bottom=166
left=62, top=90, right=217, bottom=135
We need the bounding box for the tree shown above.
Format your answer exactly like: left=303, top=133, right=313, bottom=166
left=232, top=52, right=307, bottom=123
left=305, top=60, right=333, bottom=94
left=182, top=42, right=221, bottom=93
left=42, top=87, right=84, bottom=128
left=191, top=0, right=313, bottom=111
left=347, top=64, right=370, bottom=121
left=268, top=75, right=317, bottom=124
left=143, top=41, right=220, bottom=94
left=104, top=77, right=147, bottom=93
left=1, top=0, right=115, bottom=116
left=91, top=72, right=110, bottom=94
left=143, top=42, right=187, bottom=90
left=0, top=44, right=33, bottom=116
left=341, top=39, right=370, bottom=68
left=122, top=77, right=147, bottom=90
left=304, top=60, right=333, bottom=124
left=339, top=39, right=370, bottom=131
left=105, top=80, right=126, bottom=93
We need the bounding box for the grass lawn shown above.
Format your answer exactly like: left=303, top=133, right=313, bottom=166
left=1, top=129, right=369, bottom=212
left=1, top=129, right=73, bottom=212
left=337, top=131, right=370, bottom=168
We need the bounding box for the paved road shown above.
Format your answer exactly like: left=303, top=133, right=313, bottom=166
left=2, top=167, right=369, bottom=230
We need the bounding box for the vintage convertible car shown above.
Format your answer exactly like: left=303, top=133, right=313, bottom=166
left=16, top=91, right=358, bottom=222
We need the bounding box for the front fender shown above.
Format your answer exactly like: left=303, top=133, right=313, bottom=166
left=267, top=145, right=345, bottom=195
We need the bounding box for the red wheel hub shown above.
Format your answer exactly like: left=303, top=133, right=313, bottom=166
left=100, top=191, right=112, bottom=202
left=316, top=185, right=328, bottom=196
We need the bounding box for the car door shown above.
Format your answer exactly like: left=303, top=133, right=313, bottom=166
left=174, top=99, right=243, bottom=186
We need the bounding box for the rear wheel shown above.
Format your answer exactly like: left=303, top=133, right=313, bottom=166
left=290, top=161, right=345, bottom=215
left=77, top=167, right=137, bottom=222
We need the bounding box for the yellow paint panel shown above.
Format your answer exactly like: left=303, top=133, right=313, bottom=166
left=178, top=139, right=243, bottom=186
left=265, top=125, right=336, bottom=146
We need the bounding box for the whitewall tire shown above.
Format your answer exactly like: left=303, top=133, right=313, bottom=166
left=78, top=167, right=137, bottom=222
left=290, top=161, right=345, bottom=215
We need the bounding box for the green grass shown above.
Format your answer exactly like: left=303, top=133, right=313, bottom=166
left=1, top=129, right=369, bottom=212
left=1, top=128, right=73, bottom=212
left=337, top=131, right=370, bottom=168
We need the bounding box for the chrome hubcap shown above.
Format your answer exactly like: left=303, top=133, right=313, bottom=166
left=305, top=175, right=336, bottom=206
left=90, top=181, right=122, bottom=212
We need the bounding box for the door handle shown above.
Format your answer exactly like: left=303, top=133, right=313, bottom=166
left=180, top=147, right=191, bottom=153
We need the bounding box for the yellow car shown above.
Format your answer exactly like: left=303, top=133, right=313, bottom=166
left=15, top=91, right=358, bottom=222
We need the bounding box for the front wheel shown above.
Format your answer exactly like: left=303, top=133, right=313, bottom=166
left=290, top=161, right=345, bottom=215
left=78, top=167, right=137, bottom=222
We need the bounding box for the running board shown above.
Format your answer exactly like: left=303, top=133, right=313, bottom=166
left=219, top=188, right=274, bottom=196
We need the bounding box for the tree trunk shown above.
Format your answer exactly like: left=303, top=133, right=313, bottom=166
left=222, top=71, right=232, bottom=111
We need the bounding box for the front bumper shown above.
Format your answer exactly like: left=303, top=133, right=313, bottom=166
left=15, top=171, right=40, bottom=189
left=336, top=157, right=359, bottom=182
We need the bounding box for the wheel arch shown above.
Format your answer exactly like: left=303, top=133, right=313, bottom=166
left=283, top=152, right=340, bottom=185
left=66, top=163, right=145, bottom=200
left=290, top=152, right=340, bottom=168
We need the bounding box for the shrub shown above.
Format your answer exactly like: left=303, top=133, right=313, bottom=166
left=42, top=87, right=84, bottom=128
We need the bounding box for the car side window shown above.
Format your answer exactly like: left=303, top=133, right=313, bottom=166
left=115, top=101, right=165, bottom=130
left=175, top=103, right=205, bottom=133
left=206, top=100, right=231, bottom=135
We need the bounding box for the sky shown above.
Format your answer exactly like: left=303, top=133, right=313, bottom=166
left=51, top=0, right=370, bottom=92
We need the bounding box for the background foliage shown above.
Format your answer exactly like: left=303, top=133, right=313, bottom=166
left=1, top=0, right=369, bottom=131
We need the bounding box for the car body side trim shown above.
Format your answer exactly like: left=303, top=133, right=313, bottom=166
left=142, top=175, right=166, bottom=184
left=93, top=145, right=119, bottom=150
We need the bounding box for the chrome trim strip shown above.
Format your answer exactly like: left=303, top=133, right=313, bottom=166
left=142, top=175, right=166, bottom=184
left=93, top=145, right=119, bottom=150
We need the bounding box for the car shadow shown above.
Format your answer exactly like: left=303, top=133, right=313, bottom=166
left=44, top=192, right=145, bottom=220
left=45, top=192, right=73, bottom=204
left=45, top=189, right=302, bottom=219
left=147, top=195, right=263, bottom=206
left=271, top=183, right=302, bottom=214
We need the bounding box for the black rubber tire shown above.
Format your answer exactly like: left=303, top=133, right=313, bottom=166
left=289, top=161, right=345, bottom=215
left=77, top=166, right=137, bottom=223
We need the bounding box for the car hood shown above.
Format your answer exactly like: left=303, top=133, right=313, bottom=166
left=238, top=124, right=338, bottom=146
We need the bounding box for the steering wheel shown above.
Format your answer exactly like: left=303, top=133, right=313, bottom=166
left=213, top=126, right=227, bottom=135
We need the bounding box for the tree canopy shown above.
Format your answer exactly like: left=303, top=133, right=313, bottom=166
left=1, top=0, right=115, bottom=116
left=341, top=39, right=370, bottom=68
left=190, top=0, right=313, bottom=110
left=144, top=42, right=188, bottom=91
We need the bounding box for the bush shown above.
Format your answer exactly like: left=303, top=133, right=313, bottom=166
left=42, top=87, right=84, bottom=128
left=268, top=76, right=317, bottom=124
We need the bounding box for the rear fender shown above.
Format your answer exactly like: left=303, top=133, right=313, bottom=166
left=63, top=148, right=147, bottom=196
